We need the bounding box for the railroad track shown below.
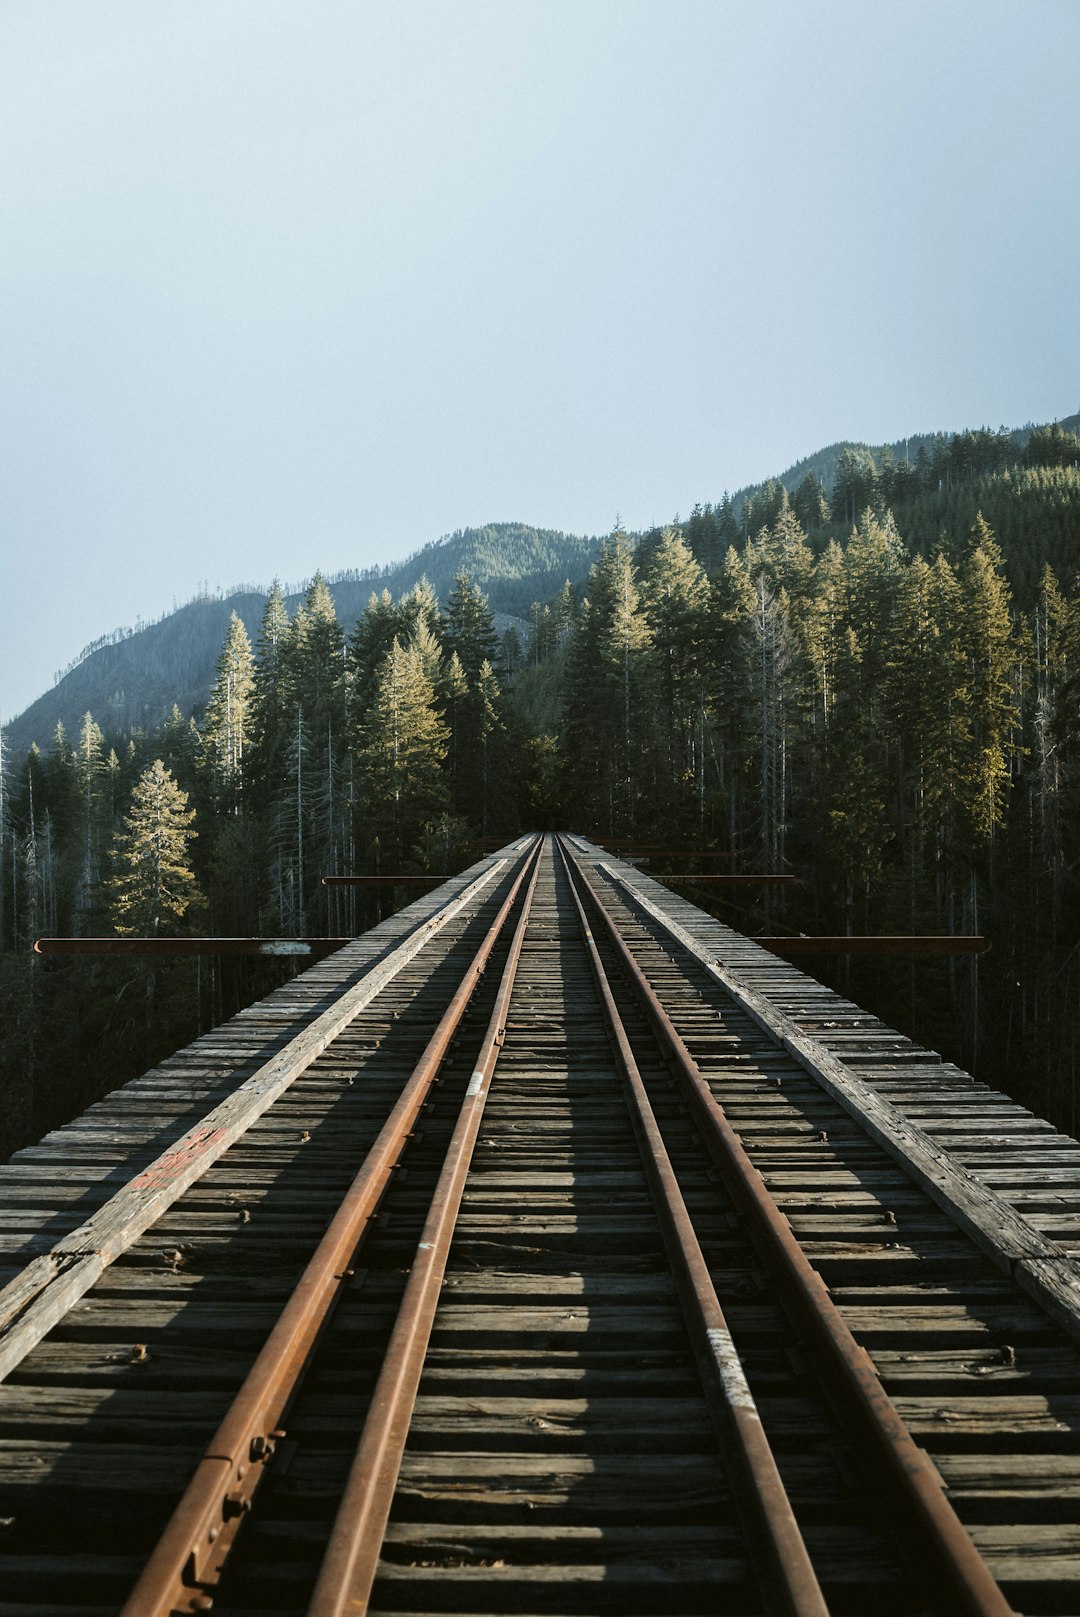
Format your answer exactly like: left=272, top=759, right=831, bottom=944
left=1, top=834, right=1080, bottom=1614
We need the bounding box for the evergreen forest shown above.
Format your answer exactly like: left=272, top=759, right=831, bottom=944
left=3, top=420, right=1080, bottom=1161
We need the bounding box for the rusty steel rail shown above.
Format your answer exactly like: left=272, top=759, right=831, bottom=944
left=120, top=836, right=545, bottom=1617
left=558, top=838, right=1016, bottom=1617
left=593, top=859, right=1076, bottom=1320
left=558, top=842, right=828, bottom=1617
left=308, top=836, right=546, bottom=1616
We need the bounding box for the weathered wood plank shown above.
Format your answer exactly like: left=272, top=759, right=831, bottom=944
left=599, top=863, right=1080, bottom=1341
left=0, top=855, right=514, bottom=1384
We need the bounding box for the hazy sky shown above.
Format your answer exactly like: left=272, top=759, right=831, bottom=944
left=2, top=0, right=1077, bottom=722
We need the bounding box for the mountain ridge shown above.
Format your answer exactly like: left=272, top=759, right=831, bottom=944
left=3, top=522, right=598, bottom=757
left=732, top=410, right=1080, bottom=512
left=6, top=410, right=1078, bottom=758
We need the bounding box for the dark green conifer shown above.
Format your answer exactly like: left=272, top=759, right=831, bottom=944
left=445, top=570, right=498, bottom=680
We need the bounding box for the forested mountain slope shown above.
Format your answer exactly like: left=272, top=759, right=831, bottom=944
left=3, top=410, right=1080, bottom=1163
left=731, top=410, right=1080, bottom=525
left=5, top=522, right=595, bottom=757
left=9, top=411, right=1078, bottom=760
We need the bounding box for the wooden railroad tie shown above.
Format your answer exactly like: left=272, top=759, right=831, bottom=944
left=6, top=835, right=1074, bottom=1617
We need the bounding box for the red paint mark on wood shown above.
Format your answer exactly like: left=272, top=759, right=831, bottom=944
left=128, top=1127, right=233, bottom=1191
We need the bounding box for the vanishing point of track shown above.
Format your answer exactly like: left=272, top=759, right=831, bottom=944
left=2, top=835, right=1080, bottom=1615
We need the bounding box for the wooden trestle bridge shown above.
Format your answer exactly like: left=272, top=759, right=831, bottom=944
left=2, top=834, right=1080, bottom=1616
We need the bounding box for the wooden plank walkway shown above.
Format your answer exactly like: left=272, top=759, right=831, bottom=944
left=0, top=834, right=1078, bottom=1615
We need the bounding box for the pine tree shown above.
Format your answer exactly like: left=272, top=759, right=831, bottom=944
left=38, top=723, right=80, bottom=924
left=639, top=527, right=709, bottom=827
left=527, top=603, right=557, bottom=665
left=889, top=553, right=941, bottom=865
left=283, top=575, right=347, bottom=928
left=555, top=532, right=654, bottom=832
left=821, top=625, right=891, bottom=928
left=1027, top=566, right=1072, bottom=938
left=840, top=510, right=906, bottom=691
left=440, top=650, right=470, bottom=808
left=553, top=580, right=577, bottom=649
left=704, top=546, right=755, bottom=850
left=716, top=491, right=739, bottom=555
left=499, top=626, right=523, bottom=680
left=248, top=583, right=293, bottom=929
left=445, top=570, right=498, bottom=680
left=938, top=517, right=1017, bottom=1063
left=806, top=539, right=847, bottom=739
left=71, top=711, right=108, bottom=926
left=198, top=616, right=259, bottom=938
left=399, top=578, right=444, bottom=650
left=355, top=638, right=449, bottom=864
left=685, top=502, right=722, bottom=573
left=1034, top=564, right=1071, bottom=703
left=792, top=471, right=830, bottom=532
left=104, top=747, right=121, bottom=822
left=44, top=722, right=76, bottom=831
left=203, top=612, right=255, bottom=813
left=289, top=574, right=345, bottom=729
left=250, top=582, right=291, bottom=752
left=1024, top=422, right=1080, bottom=469
left=921, top=554, right=974, bottom=884
left=410, top=617, right=444, bottom=689
left=469, top=660, right=505, bottom=835
left=830, top=446, right=878, bottom=526
left=156, top=705, right=201, bottom=792
left=558, top=597, right=603, bottom=825
left=348, top=589, right=404, bottom=724
left=746, top=574, right=795, bottom=871
left=24, top=753, right=41, bottom=946
left=108, top=760, right=202, bottom=935
left=961, top=515, right=1017, bottom=848
left=890, top=458, right=919, bottom=506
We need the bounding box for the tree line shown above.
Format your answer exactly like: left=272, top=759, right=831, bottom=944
left=0, top=569, right=519, bottom=1156
left=2, top=425, right=1080, bottom=1156
left=527, top=485, right=1080, bottom=1134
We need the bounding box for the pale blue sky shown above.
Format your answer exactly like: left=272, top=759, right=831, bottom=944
left=2, top=0, right=1077, bottom=721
